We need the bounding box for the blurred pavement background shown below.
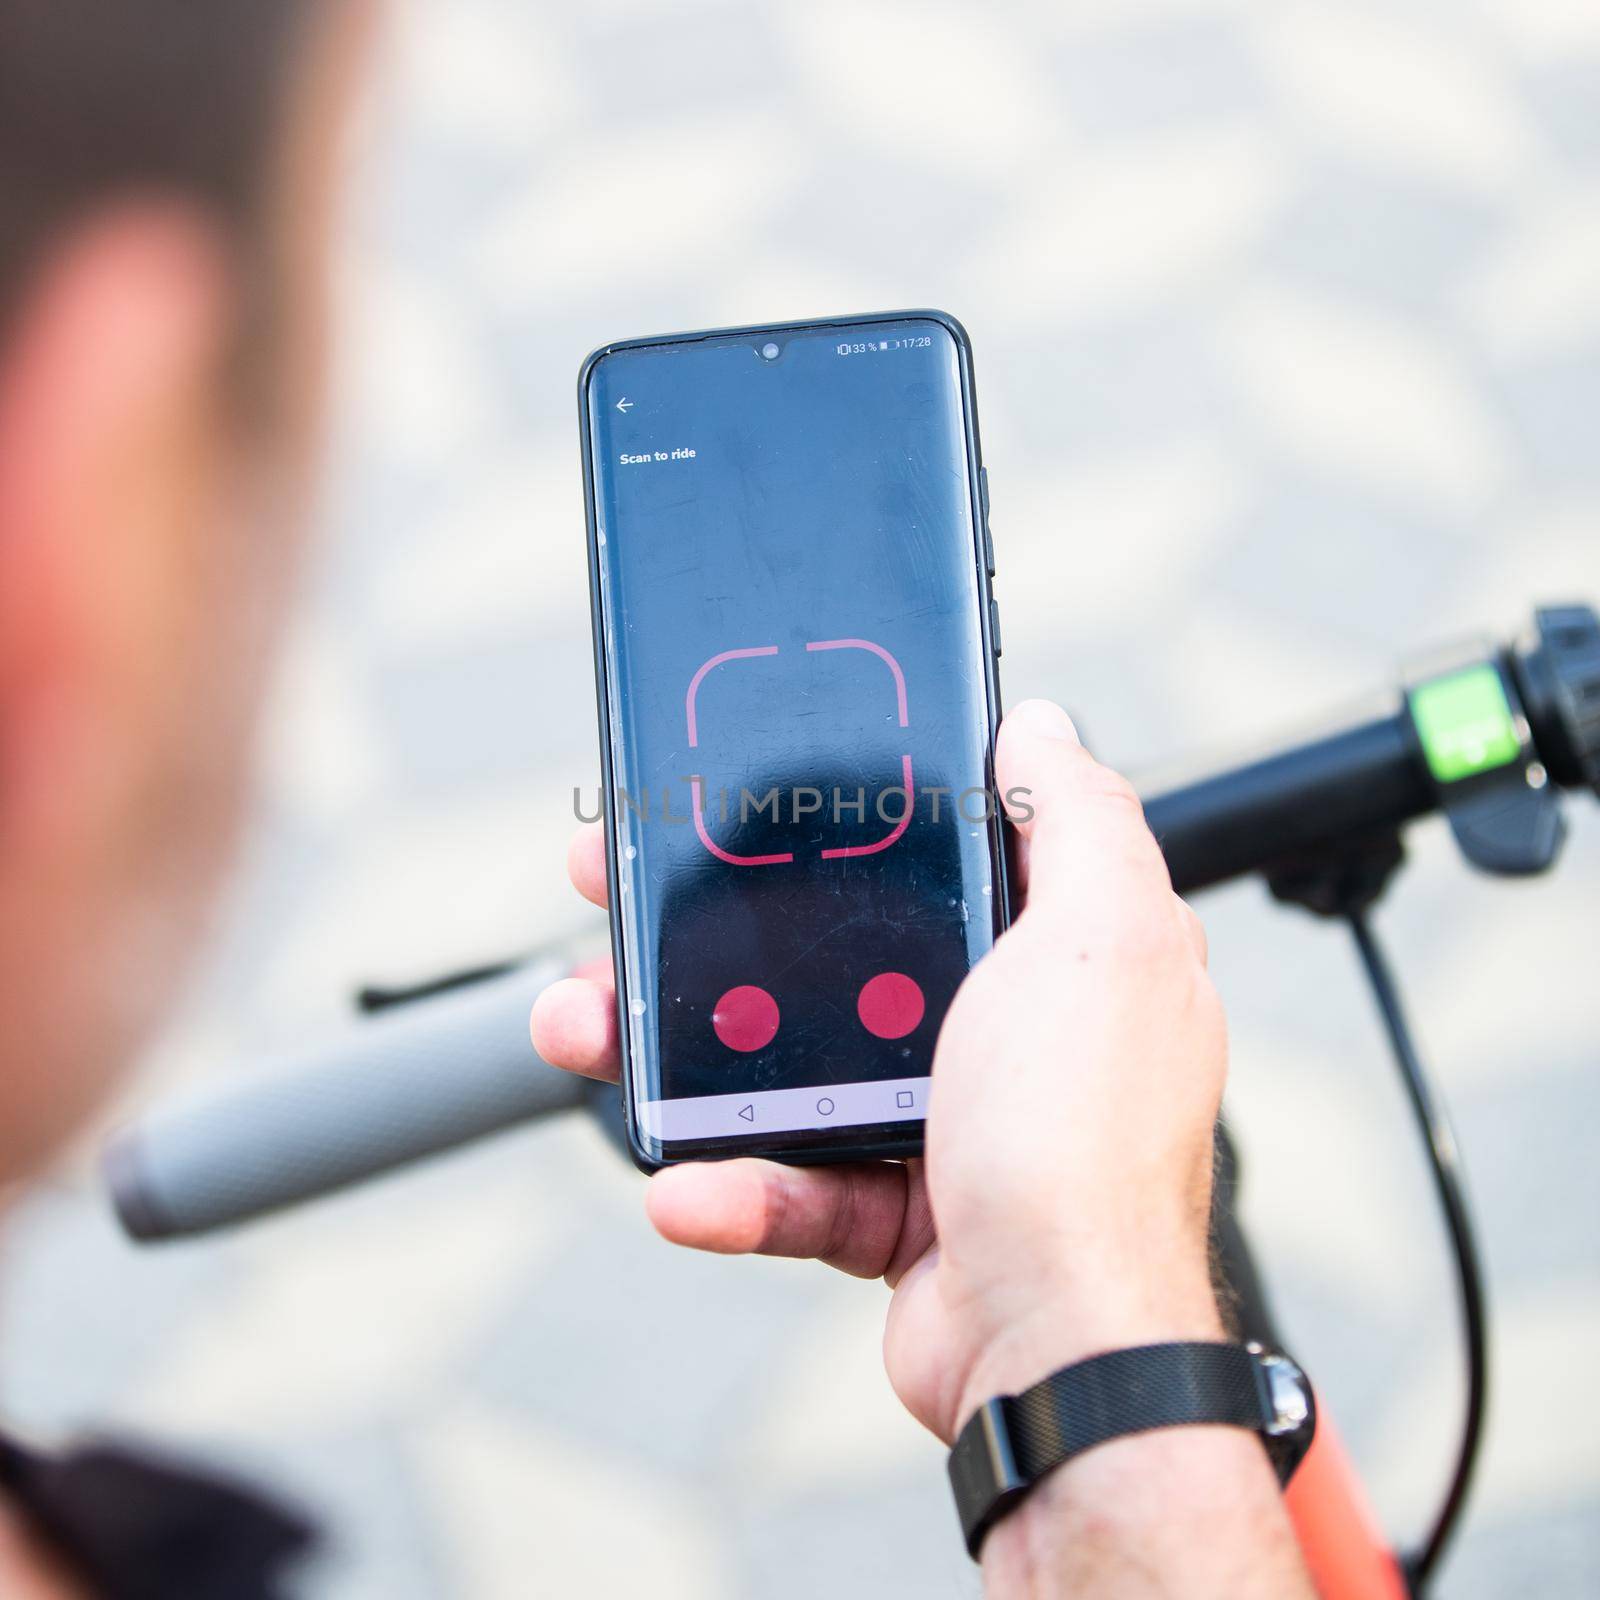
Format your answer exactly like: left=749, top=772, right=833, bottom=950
left=2, top=1, right=1598, bottom=1594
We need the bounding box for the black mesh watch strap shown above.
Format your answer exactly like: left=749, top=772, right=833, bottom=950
left=947, top=1340, right=1315, bottom=1559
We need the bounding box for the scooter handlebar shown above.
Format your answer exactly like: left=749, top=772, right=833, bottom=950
left=104, top=960, right=581, bottom=1240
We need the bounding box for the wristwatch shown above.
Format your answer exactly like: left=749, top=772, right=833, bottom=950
left=947, top=1340, right=1316, bottom=1559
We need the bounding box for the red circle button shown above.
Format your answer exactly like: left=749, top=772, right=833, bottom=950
left=712, top=985, right=780, bottom=1053
left=857, top=972, right=925, bottom=1040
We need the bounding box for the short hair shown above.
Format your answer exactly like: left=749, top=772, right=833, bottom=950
left=0, top=0, right=313, bottom=365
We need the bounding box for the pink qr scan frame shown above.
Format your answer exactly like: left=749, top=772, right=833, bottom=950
left=685, top=637, right=913, bottom=867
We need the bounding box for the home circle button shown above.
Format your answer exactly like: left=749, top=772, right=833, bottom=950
left=816, top=1097, right=836, bottom=1116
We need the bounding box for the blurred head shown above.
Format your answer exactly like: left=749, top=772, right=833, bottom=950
left=0, top=1, right=374, bottom=1180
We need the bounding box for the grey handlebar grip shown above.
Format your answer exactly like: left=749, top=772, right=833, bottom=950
left=103, top=961, right=585, bottom=1241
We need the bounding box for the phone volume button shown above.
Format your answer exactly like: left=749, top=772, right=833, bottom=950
left=979, top=467, right=995, bottom=575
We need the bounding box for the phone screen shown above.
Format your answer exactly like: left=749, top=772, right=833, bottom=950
left=584, top=315, right=1006, bottom=1162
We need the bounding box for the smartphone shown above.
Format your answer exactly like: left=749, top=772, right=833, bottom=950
left=579, top=311, right=1008, bottom=1169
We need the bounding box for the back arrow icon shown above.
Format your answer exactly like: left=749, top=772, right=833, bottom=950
left=616, top=397, right=634, bottom=413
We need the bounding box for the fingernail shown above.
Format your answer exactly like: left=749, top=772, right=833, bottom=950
left=1005, top=699, right=1079, bottom=744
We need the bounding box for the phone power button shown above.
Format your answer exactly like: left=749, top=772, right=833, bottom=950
left=979, top=467, right=995, bottom=575
left=990, top=598, right=1003, bottom=658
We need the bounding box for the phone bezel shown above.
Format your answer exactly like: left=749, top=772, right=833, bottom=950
left=578, top=309, right=1011, bottom=1172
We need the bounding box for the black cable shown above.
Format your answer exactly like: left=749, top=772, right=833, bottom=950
left=1347, top=911, right=1488, bottom=1594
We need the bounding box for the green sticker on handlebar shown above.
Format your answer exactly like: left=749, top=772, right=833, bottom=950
left=1410, top=664, right=1521, bottom=784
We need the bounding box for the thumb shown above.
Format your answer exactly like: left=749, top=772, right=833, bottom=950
left=995, top=699, right=1170, bottom=920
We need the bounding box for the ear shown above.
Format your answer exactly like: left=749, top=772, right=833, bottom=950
left=0, top=204, right=234, bottom=858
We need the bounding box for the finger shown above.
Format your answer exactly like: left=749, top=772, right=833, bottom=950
left=568, top=824, right=609, bottom=909
left=1006, top=822, right=1033, bottom=906
left=995, top=699, right=1170, bottom=922
left=529, top=976, right=619, bottom=1081
left=883, top=1159, right=937, bottom=1287
left=645, top=1159, right=913, bottom=1279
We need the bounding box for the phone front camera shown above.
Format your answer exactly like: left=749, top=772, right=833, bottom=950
left=760, top=341, right=781, bottom=361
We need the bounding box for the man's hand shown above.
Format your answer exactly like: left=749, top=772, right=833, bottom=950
left=532, top=700, right=1312, bottom=1595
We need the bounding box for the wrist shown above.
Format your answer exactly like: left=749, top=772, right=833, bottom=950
left=980, top=1425, right=1312, bottom=1598
left=952, top=1265, right=1225, bottom=1441
left=947, top=1336, right=1317, bottom=1597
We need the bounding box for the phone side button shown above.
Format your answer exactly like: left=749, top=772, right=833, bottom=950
left=989, top=597, right=1003, bottom=658
left=979, top=467, right=995, bottom=575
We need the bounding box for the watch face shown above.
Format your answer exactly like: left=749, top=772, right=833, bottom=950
left=1255, top=1349, right=1316, bottom=1483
